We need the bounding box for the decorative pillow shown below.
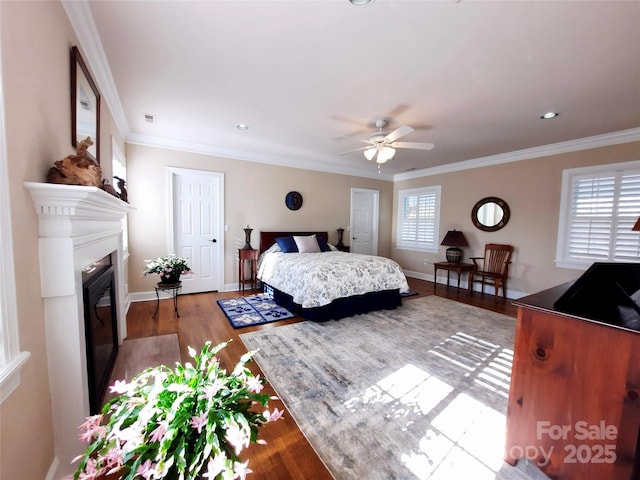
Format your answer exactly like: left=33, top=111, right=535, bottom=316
left=275, top=236, right=298, bottom=253
left=294, top=235, right=321, bottom=253
left=316, top=235, right=332, bottom=252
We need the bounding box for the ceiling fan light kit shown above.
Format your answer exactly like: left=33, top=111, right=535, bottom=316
left=364, top=147, right=376, bottom=161
left=339, top=118, right=434, bottom=167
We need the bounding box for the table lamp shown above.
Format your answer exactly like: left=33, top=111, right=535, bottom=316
left=440, top=230, right=469, bottom=263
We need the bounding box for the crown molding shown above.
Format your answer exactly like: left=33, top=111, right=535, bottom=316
left=394, top=127, right=640, bottom=181
left=61, top=0, right=129, bottom=140
left=126, top=132, right=394, bottom=181
left=59, top=0, right=639, bottom=183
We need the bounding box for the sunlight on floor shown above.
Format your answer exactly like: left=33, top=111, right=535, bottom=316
left=344, top=331, right=515, bottom=479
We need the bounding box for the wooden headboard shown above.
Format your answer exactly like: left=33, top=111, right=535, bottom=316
left=259, top=231, right=329, bottom=254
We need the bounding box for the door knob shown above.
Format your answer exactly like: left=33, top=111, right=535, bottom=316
left=210, top=239, right=217, bottom=243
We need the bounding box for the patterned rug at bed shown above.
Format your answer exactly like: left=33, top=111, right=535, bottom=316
left=217, top=293, right=295, bottom=328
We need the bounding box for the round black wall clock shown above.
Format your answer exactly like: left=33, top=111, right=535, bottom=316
left=285, top=191, right=303, bottom=211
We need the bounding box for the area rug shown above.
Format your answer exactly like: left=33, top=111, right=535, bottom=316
left=241, top=296, right=544, bottom=480
left=217, top=293, right=295, bottom=328
left=104, top=333, right=182, bottom=404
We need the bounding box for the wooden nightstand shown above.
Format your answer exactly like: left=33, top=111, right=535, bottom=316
left=238, top=249, right=258, bottom=293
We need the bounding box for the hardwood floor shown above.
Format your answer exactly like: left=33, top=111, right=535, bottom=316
left=122, top=277, right=517, bottom=479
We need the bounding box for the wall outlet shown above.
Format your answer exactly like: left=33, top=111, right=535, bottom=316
left=424, top=259, right=428, bottom=265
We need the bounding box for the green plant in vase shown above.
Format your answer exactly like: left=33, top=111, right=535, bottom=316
left=70, top=341, right=283, bottom=480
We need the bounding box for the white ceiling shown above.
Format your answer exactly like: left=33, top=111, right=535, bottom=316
left=77, top=0, right=640, bottom=180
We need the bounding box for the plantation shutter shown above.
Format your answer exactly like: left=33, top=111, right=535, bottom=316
left=397, top=187, right=440, bottom=252
left=566, top=169, right=640, bottom=263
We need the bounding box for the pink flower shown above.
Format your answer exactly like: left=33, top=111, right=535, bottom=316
left=266, top=408, right=284, bottom=422
left=201, top=453, right=226, bottom=479
left=78, top=425, right=106, bottom=442
left=149, top=421, right=167, bottom=443
left=79, top=414, right=103, bottom=431
left=246, top=375, right=264, bottom=393
left=191, top=412, right=208, bottom=434
left=136, top=459, right=155, bottom=480
left=103, top=446, right=124, bottom=468
left=109, top=380, right=132, bottom=395
left=203, top=378, right=225, bottom=399
left=233, top=460, right=253, bottom=480
left=225, top=423, right=249, bottom=455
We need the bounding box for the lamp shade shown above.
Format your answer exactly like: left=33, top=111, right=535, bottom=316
left=440, top=230, right=469, bottom=247
left=633, top=216, right=640, bottom=231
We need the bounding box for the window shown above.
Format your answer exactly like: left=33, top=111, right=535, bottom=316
left=396, top=186, right=441, bottom=252
left=112, top=139, right=128, bottom=257
left=0, top=54, right=30, bottom=402
left=556, top=161, right=640, bottom=269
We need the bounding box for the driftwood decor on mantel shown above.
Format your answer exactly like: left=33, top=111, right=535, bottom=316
left=46, top=136, right=101, bottom=187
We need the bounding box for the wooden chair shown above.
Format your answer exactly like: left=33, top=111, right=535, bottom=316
left=468, top=244, right=514, bottom=301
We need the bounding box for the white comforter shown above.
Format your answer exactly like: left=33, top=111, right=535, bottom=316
left=257, top=245, right=410, bottom=309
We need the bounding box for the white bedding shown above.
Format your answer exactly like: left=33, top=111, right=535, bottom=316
left=257, top=244, right=410, bottom=309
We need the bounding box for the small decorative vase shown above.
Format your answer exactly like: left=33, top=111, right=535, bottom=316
left=160, top=272, right=181, bottom=285
left=243, top=226, right=253, bottom=250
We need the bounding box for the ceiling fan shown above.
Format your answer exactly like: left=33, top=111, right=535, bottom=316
left=338, top=119, right=434, bottom=164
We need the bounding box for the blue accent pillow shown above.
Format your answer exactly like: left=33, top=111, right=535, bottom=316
left=316, top=235, right=331, bottom=252
left=275, top=236, right=298, bottom=253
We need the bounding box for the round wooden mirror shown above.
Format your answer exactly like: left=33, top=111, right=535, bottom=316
left=471, top=197, right=510, bottom=232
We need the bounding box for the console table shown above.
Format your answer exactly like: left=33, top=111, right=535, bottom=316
left=433, top=261, right=474, bottom=291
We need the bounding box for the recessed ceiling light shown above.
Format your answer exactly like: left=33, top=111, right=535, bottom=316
left=236, top=123, right=249, bottom=130
left=349, top=0, right=372, bottom=5
left=540, top=112, right=559, bottom=119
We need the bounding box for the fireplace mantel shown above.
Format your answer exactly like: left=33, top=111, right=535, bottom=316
left=25, top=182, right=134, bottom=479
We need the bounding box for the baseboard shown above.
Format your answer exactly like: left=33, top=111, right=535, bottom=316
left=45, top=456, right=59, bottom=480
left=129, top=284, right=245, bottom=303
left=128, top=277, right=528, bottom=304
left=128, top=291, right=157, bottom=303
left=403, top=269, right=527, bottom=301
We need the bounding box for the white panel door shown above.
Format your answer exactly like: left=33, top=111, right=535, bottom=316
left=170, top=169, right=223, bottom=294
left=350, top=188, right=379, bottom=256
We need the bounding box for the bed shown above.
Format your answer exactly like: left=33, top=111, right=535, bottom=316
left=257, top=231, right=410, bottom=321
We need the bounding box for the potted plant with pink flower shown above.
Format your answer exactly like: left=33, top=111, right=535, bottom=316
left=142, top=254, right=193, bottom=285
left=70, top=341, right=283, bottom=480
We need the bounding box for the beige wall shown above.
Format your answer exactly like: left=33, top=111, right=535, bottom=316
left=125, top=143, right=394, bottom=293
left=0, top=2, right=124, bottom=479
left=393, top=141, right=640, bottom=296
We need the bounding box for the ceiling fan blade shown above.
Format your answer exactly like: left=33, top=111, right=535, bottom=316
left=384, top=125, right=414, bottom=143
left=331, top=114, right=368, bottom=127
left=338, top=146, right=369, bottom=155
left=392, top=141, right=435, bottom=151
left=386, top=104, right=411, bottom=118
left=333, top=128, right=370, bottom=141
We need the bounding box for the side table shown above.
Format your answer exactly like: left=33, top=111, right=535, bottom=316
left=238, top=248, right=258, bottom=293
left=433, top=262, right=475, bottom=292
left=153, top=281, right=182, bottom=318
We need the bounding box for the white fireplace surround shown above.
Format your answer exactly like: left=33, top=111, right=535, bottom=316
left=25, top=182, right=134, bottom=479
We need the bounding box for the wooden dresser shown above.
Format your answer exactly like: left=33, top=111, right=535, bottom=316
left=506, top=281, right=640, bottom=480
